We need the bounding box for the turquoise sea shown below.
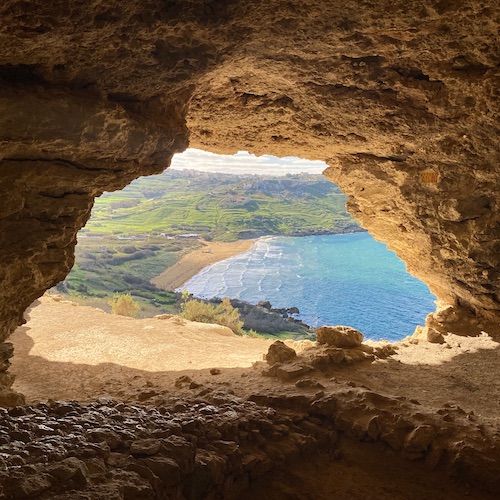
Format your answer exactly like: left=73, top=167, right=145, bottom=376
left=181, top=233, right=436, bottom=341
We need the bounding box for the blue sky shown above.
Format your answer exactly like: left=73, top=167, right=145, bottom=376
left=170, top=149, right=327, bottom=176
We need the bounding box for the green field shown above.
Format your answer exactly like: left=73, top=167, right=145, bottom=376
left=55, top=235, right=196, bottom=316
left=85, top=170, right=359, bottom=241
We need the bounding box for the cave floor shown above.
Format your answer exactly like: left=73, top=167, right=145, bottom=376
left=11, top=296, right=500, bottom=420
left=5, top=296, right=500, bottom=499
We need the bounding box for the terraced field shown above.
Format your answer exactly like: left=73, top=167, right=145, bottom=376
left=86, top=169, right=358, bottom=241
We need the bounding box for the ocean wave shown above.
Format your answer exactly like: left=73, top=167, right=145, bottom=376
left=183, top=234, right=436, bottom=340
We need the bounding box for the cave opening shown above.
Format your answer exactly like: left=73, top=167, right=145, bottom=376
left=44, top=148, right=436, bottom=344
left=7, top=147, right=500, bottom=500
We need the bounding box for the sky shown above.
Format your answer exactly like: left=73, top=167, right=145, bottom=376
left=169, top=148, right=328, bottom=176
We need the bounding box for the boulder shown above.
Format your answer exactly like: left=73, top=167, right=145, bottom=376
left=275, top=363, right=312, bottom=381
left=426, top=327, right=445, bottom=344
left=316, top=326, right=364, bottom=348
left=265, top=341, right=297, bottom=365
left=130, top=439, right=161, bottom=457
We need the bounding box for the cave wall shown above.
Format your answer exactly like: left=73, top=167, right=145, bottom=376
left=0, top=0, right=499, bottom=402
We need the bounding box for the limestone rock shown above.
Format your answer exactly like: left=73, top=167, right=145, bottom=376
left=426, top=327, right=446, bottom=344
left=47, top=457, right=88, bottom=486
left=404, top=425, right=436, bottom=453
left=316, top=326, right=364, bottom=348
left=138, top=456, right=181, bottom=486
left=0, top=388, right=25, bottom=407
left=343, top=348, right=374, bottom=364
left=275, top=363, right=312, bottom=381
left=295, top=379, right=325, bottom=390
left=265, top=341, right=297, bottom=365
left=130, top=439, right=161, bottom=457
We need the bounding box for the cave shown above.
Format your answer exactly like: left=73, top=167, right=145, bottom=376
left=0, top=0, right=499, bottom=498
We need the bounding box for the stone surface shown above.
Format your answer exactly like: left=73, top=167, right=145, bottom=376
left=316, top=326, right=364, bottom=348
left=265, top=340, right=297, bottom=365
left=426, top=327, right=446, bottom=344
left=0, top=393, right=497, bottom=497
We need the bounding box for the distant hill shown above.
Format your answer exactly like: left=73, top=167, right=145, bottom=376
left=85, top=169, right=360, bottom=241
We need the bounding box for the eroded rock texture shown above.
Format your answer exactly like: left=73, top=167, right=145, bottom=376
left=0, top=0, right=499, bottom=398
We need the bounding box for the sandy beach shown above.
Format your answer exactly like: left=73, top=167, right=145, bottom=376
left=151, top=239, right=256, bottom=291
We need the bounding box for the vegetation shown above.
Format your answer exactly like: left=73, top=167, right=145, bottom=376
left=216, top=298, right=311, bottom=337
left=108, top=293, right=141, bottom=317
left=53, top=235, right=190, bottom=316
left=85, top=170, right=359, bottom=241
left=180, top=293, right=244, bottom=335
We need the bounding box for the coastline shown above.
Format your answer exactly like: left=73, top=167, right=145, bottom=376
left=150, top=230, right=365, bottom=292
left=150, top=239, right=256, bottom=291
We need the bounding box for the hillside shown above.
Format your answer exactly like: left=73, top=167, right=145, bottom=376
left=85, top=169, right=359, bottom=241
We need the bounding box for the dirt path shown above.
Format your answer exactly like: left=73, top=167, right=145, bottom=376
left=150, top=238, right=256, bottom=290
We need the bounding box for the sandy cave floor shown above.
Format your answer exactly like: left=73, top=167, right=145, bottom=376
left=11, top=296, right=500, bottom=421
left=7, top=295, right=500, bottom=499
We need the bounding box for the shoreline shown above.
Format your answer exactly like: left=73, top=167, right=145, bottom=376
left=151, top=239, right=256, bottom=291
left=151, top=230, right=366, bottom=292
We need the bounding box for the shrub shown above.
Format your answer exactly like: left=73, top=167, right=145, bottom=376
left=180, top=294, right=243, bottom=334
left=108, top=293, right=140, bottom=317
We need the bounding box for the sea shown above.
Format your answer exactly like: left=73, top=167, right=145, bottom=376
left=181, top=232, right=436, bottom=341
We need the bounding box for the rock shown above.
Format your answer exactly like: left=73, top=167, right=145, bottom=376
left=47, top=457, right=88, bottom=486
left=18, top=475, right=53, bottom=497
left=404, top=425, right=436, bottom=453
left=275, top=363, right=312, bottom=381
left=113, top=470, right=155, bottom=499
left=326, top=348, right=345, bottom=364
left=432, top=304, right=460, bottom=324
left=426, top=327, right=446, bottom=344
left=0, top=343, right=14, bottom=361
left=7, top=405, right=26, bottom=417
left=344, top=349, right=374, bottom=364
left=265, top=341, right=297, bottom=365
left=310, top=354, right=333, bottom=370
left=316, top=326, right=364, bottom=348
left=138, top=390, right=159, bottom=401
left=295, top=379, right=325, bottom=389
left=0, top=388, right=26, bottom=407
left=175, top=375, right=192, bottom=388
left=130, top=439, right=161, bottom=457
left=154, top=314, right=176, bottom=320
left=372, top=344, right=397, bottom=359
left=87, top=428, right=122, bottom=450
left=210, top=368, right=221, bottom=375
left=139, top=456, right=181, bottom=486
